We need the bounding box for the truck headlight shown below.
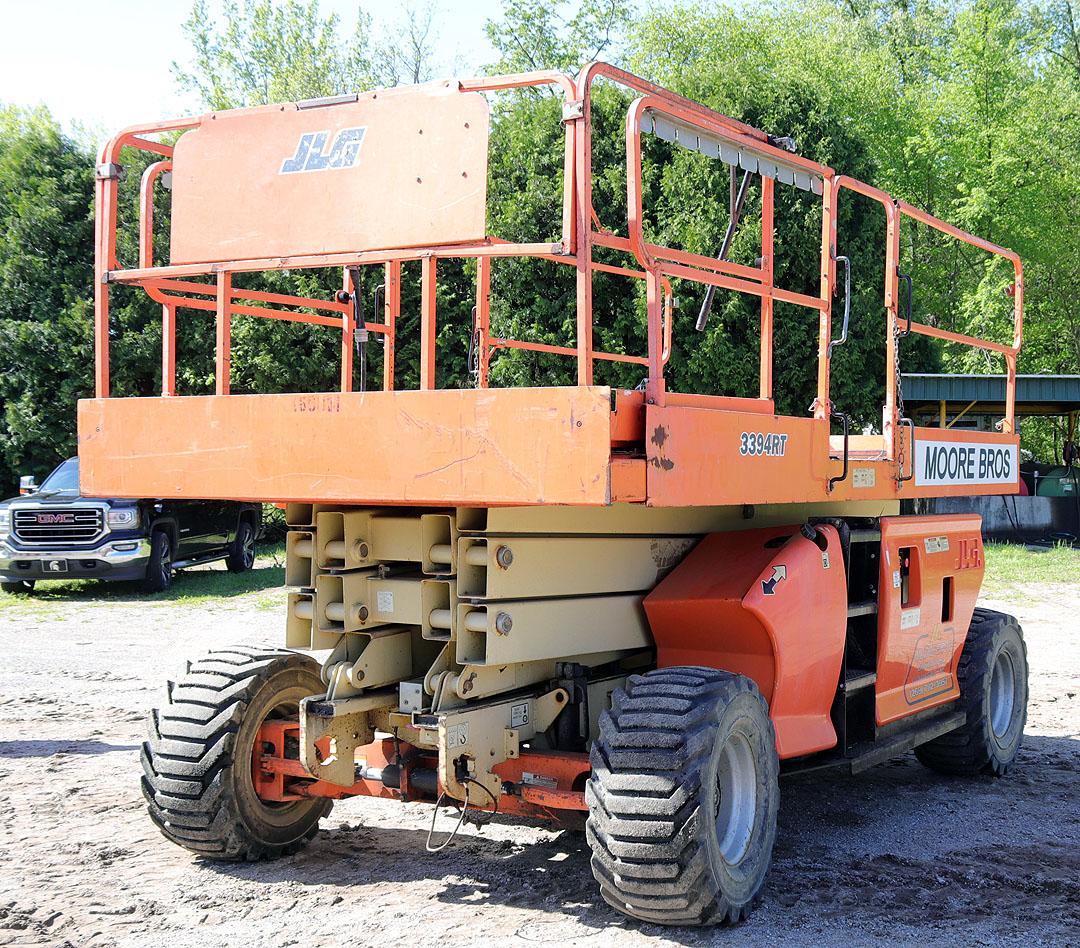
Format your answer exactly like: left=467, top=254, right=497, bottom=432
left=0, top=509, right=9, bottom=537
left=107, top=508, right=140, bottom=528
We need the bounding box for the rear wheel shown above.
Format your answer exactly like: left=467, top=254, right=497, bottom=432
left=0, top=579, right=34, bottom=595
left=915, top=608, right=1028, bottom=776
left=586, top=667, right=779, bottom=926
left=141, top=646, right=331, bottom=860
left=226, top=519, right=256, bottom=573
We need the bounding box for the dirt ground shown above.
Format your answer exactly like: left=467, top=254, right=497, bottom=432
left=0, top=565, right=1076, bottom=947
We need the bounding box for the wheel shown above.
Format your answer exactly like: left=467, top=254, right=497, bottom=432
left=915, top=608, right=1028, bottom=776
left=1, top=579, right=35, bottom=595
left=586, top=667, right=779, bottom=926
left=141, top=646, right=331, bottom=860
left=142, top=530, right=173, bottom=593
left=226, top=519, right=256, bottom=573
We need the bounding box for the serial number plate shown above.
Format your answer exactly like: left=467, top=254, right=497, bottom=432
left=739, top=432, right=789, bottom=457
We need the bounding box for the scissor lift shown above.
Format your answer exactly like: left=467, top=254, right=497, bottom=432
left=84, top=63, right=1029, bottom=925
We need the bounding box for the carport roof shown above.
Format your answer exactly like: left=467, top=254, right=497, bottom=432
left=902, top=374, right=1080, bottom=415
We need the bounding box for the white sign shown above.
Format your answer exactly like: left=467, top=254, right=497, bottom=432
left=925, top=536, right=950, bottom=554
left=447, top=723, right=469, bottom=749
left=510, top=702, right=530, bottom=728
left=914, top=439, right=1017, bottom=487
left=853, top=467, right=876, bottom=488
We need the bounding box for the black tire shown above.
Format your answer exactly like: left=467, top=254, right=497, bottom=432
left=586, top=667, right=779, bottom=926
left=915, top=608, right=1028, bottom=776
left=141, top=646, right=331, bottom=860
left=142, top=530, right=173, bottom=593
left=1, top=579, right=34, bottom=595
left=226, top=519, right=256, bottom=573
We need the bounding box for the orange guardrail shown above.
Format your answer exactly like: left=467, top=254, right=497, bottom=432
left=92, top=63, right=1022, bottom=459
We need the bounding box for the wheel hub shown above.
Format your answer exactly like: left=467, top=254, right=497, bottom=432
left=989, top=648, right=1016, bottom=738
left=715, top=729, right=757, bottom=864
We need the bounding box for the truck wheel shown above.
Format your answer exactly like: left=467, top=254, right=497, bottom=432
left=586, top=667, right=779, bottom=926
left=142, top=530, right=173, bottom=593
left=1, top=580, right=34, bottom=595
left=141, top=646, right=331, bottom=860
left=226, top=519, right=256, bottom=573
left=915, top=608, right=1028, bottom=776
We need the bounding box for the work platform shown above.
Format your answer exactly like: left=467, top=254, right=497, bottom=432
left=79, top=63, right=1022, bottom=508
left=78, top=387, right=1019, bottom=506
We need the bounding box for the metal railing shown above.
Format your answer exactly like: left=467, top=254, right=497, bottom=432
left=93, top=63, right=1022, bottom=459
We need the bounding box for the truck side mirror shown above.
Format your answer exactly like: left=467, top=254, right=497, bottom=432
left=19, top=475, right=38, bottom=495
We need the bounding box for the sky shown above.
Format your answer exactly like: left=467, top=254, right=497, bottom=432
left=0, top=0, right=502, bottom=142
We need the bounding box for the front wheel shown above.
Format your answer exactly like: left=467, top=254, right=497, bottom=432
left=586, top=667, right=779, bottom=926
left=226, top=519, right=256, bottom=573
left=142, top=530, right=173, bottom=593
left=915, top=608, right=1028, bottom=776
left=141, top=646, right=331, bottom=860
left=0, top=579, right=35, bottom=595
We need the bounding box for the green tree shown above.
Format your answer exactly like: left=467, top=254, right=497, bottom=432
left=174, top=0, right=378, bottom=110
left=485, top=0, right=630, bottom=76
left=0, top=108, right=94, bottom=493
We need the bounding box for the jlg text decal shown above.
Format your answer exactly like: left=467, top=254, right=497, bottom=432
left=280, top=127, right=366, bottom=174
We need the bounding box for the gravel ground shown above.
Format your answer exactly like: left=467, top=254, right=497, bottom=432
left=0, top=562, right=1076, bottom=947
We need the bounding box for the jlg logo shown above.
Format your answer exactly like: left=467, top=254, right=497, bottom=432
left=955, top=537, right=982, bottom=570
left=280, top=127, right=366, bottom=174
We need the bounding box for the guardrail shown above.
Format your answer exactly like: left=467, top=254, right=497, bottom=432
left=93, top=63, right=1022, bottom=462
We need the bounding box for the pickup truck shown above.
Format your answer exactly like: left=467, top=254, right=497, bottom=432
left=0, top=457, right=261, bottom=594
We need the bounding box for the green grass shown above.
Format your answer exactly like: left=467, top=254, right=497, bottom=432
left=982, top=541, right=1080, bottom=596
left=0, top=542, right=286, bottom=614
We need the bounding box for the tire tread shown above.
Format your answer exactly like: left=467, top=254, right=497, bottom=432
left=140, top=646, right=330, bottom=861
left=586, top=666, right=777, bottom=926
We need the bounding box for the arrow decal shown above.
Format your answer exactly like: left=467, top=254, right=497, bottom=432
left=761, top=564, right=787, bottom=596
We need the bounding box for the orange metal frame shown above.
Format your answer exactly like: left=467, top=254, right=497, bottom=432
left=254, top=724, right=588, bottom=819
left=89, top=62, right=1023, bottom=500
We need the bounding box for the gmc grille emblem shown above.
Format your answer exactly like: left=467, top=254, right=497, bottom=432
left=36, top=513, right=75, bottom=524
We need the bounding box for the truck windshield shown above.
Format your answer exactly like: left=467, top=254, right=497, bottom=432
left=38, top=458, right=79, bottom=493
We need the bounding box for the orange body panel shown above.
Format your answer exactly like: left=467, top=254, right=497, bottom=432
left=78, top=387, right=615, bottom=506
left=876, top=514, right=984, bottom=725
left=170, top=87, right=489, bottom=264
left=76, top=392, right=1022, bottom=508
left=645, top=404, right=1020, bottom=506
left=646, top=407, right=828, bottom=506
left=643, top=525, right=846, bottom=758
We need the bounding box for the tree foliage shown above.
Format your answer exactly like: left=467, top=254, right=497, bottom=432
left=0, top=108, right=94, bottom=489
left=173, top=0, right=378, bottom=110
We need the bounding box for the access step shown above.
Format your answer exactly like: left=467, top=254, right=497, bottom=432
left=840, top=669, right=877, bottom=693
left=780, top=708, right=965, bottom=777
left=847, top=600, right=878, bottom=617
left=848, top=528, right=882, bottom=544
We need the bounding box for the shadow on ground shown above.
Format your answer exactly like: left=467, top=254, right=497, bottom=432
left=200, top=735, right=1080, bottom=945
left=0, top=739, right=140, bottom=758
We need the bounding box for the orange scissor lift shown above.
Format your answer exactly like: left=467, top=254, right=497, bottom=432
left=82, top=64, right=1029, bottom=925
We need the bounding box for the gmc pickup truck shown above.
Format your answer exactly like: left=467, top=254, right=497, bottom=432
left=0, top=457, right=261, bottom=594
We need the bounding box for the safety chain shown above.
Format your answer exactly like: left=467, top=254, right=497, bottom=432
left=894, top=317, right=906, bottom=482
